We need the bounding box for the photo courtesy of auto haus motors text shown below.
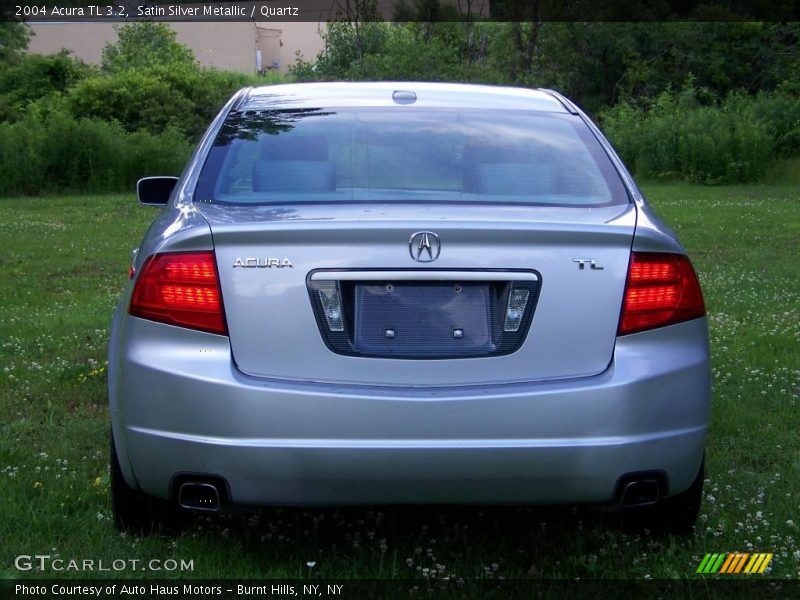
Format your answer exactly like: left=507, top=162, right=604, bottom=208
left=12, top=583, right=344, bottom=598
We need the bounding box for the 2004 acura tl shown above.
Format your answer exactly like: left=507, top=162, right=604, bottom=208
left=108, top=82, right=710, bottom=533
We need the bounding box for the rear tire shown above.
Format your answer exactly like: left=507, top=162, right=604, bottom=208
left=622, top=457, right=704, bottom=535
left=110, top=431, right=185, bottom=534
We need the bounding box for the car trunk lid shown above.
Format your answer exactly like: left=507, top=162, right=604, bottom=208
left=196, top=202, right=636, bottom=386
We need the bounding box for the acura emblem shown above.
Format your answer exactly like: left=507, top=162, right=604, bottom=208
left=409, top=231, right=441, bottom=263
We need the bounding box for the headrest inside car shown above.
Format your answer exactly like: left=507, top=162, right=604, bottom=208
left=260, top=135, right=329, bottom=161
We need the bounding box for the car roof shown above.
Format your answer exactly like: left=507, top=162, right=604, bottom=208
left=241, top=82, right=571, bottom=112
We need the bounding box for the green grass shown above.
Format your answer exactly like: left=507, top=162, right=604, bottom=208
left=0, top=185, right=798, bottom=581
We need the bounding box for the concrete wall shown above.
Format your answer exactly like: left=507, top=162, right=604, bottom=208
left=26, top=21, right=325, bottom=73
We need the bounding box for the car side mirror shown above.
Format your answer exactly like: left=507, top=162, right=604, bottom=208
left=137, top=176, right=179, bottom=206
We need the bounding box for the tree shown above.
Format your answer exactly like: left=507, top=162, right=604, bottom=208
left=0, top=51, right=94, bottom=122
left=101, top=23, right=195, bottom=73
left=327, top=0, right=384, bottom=78
left=0, top=22, right=31, bottom=65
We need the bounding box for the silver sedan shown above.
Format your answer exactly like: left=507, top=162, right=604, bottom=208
left=108, top=82, right=710, bottom=534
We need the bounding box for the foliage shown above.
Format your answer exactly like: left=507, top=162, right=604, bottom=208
left=0, top=22, right=30, bottom=64
left=2, top=19, right=799, bottom=189
left=748, top=88, right=800, bottom=159
left=600, top=84, right=787, bottom=184
left=67, top=64, right=252, bottom=140
left=101, top=22, right=196, bottom=73
left=291, top=21, right=800, bottom=116
left=534, top=22, right=799, bottom=111
left=302, top=21, right=389, bottom=80
left=288, top=19, right=800, bottom=184
left=292, top=22, right=503, bottom=83
left=0, top=110, right=191, bottom=195
left=0, top=51, right=94, bottom=122
left=0, top=20, right=275, bottom=194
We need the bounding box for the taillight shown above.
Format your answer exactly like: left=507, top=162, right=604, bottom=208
left=618, top=252, right=705, bottom=336
left=129, top=251, right=227, bottom=335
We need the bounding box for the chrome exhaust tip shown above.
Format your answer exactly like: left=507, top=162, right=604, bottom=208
left=620, top=478, right=661, bottom=507
left=177, top=482, right=222, bottom=512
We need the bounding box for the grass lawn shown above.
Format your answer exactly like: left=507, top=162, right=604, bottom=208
left=0, top=184, right=798, bottom=581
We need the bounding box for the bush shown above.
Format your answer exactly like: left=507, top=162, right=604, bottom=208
left=749, top=89, right=800, bottom=158
left=0, top=51, right=94, bottom=122
left=600, top=88, right=780, bottom=184
left=66, top=65, right=252, bottom=141
left=0, top=22, right=30, bottom=64
left=0, top=111, right=191, bottom=195
left=101, top=22, right=196, bottom=73
left=676, top=103, right=772, bottom=184
left=290, top=22, right=500, bottom=84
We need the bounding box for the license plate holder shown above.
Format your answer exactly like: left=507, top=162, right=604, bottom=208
left=353, top=282, right=494, bottom=357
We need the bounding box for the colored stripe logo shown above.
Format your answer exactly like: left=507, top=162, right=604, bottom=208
left=696, top=553, right=773, bottom=574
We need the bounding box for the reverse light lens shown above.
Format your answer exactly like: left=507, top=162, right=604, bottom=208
left=129, top=251, right=227, bottom=335
left=503, top=287, right=530, bottom=332
left=618, top=252, right=705, bottom=336
left=317, top=281, right=344, bottom=332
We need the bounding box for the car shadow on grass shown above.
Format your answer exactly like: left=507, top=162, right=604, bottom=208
left=169, top=503, right=673, bottom=578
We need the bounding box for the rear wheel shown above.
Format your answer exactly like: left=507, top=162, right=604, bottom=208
left=621, top=457, right=705, bottom=535
left=110, top=431, right=185, bottom=534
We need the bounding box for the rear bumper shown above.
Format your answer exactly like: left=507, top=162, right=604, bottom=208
left=109, top=317, right=710, bottom=505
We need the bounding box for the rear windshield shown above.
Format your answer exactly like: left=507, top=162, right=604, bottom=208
left=194, top=108, right=628, bottom=207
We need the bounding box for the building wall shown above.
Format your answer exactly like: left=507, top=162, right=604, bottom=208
left=26, top=21, right=325, bottom=73
left=27, top=22, right=118, bottom=65
left=257, top=22, right=326, bottom=72
left=175, top=22, right=260, bottom=72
